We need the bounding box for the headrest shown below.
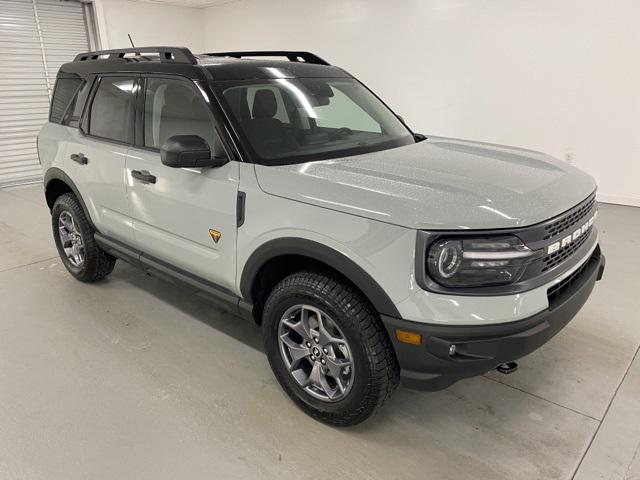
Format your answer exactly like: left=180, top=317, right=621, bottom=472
left=252, top=89, right=277, bottom=118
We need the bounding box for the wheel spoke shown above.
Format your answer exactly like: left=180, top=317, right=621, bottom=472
left=305, top=362, right=323, bottom=387
left=283, top=314, right=312, bottom=342
left=317, top=315, right=345, bottom=347
left=280, top=334, right=310, bottom=370
left=324, top=355, right=352, bottom=379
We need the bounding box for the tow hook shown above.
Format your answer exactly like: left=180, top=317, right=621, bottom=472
left=496, top=362, right=518, bottom=374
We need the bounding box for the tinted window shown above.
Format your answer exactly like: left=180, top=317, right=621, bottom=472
left=62, top=79, right=92, bottom=128
left=216, top=78, right=413, bottom=166
left=144, top=77, right=219, bottom=152
left=89, top=76, right=135, bottom=143
left=50, top=77, right=82, bottom=124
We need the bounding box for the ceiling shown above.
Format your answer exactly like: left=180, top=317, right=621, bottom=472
left=131, top=0, right=239, bottom=8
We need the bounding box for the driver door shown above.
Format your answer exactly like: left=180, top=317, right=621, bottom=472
left=125, top=75, right=239, bottom=291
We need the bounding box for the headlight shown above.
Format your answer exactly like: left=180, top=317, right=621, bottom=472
left=427, top=236, right=534, bottom=287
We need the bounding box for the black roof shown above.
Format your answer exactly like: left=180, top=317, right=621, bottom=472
left=58, top=47, right=350, bottom=81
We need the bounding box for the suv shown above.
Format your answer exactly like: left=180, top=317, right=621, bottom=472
left=38, top=47, right=605, bottom=426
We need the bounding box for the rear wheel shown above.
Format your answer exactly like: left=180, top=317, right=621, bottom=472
left=52, top=193, right=116, bottom=282
left=262, top=271, right=399, bottom=426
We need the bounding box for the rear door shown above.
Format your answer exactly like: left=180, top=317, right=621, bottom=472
left=125, top=75, right=239, bottom=291
left=65, top=75, right=137, bottom=243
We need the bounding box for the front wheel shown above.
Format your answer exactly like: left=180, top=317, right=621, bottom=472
left=262, top=271, right=399, bottom=426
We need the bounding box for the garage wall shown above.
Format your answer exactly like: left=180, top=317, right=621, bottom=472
left=94, top=0, right=205, bottom=51
left=201, top=0, right=640, bottom=207
left=0, top=0, right=90, bottom=187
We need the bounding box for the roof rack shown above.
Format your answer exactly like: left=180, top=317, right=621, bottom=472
left=203, top=51, right=330, bottom=66
left=73, top=47, right=197, bottom=65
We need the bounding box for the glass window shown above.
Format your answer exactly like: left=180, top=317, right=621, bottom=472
left=62, top=79, right=92, bottom=128
left=89, top=76, right=135, bottom=143
left=314, top=87, right=381, bottom=133
left=50, top=77, right=83, bottom=124
left=216, top=78, right=414, bottom=165
left=144, top=77, right=217, bottom=150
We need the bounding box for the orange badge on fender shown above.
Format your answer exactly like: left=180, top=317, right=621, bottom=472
left=209, top=229, right=222, bottom=243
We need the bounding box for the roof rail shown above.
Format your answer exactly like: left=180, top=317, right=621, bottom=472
left=203, top=51, right=330, bottom=66
left=73, top=47, right=197, bottom=65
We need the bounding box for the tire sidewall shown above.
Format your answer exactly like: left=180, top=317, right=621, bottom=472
left=263, top=279, right=375, bottom=418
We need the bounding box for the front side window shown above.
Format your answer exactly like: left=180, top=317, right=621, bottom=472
left=143, top=77, right=220, bottom=153
left=215, top=77, right=414, bottom=165
left=88, top=76, right=135, bottom=143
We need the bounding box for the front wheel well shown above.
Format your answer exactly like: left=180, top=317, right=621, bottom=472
left=250, top=255, right=371, bottom=324
left=251, top=255, right=327, bottom=323
left=45, top=178, right=73, bottom=211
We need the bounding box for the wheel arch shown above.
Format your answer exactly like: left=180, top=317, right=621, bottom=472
left=240, top=237, right=401, bottom=322
left=44, top=168, right=96, bottom=230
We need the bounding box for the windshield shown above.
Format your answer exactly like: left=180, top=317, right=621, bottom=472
left=213, top=78, right=415, bottom=165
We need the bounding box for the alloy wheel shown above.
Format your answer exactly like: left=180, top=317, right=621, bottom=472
left=278, top=304, right=355, bottom=402
left=58, top=211, right=85, bottom=267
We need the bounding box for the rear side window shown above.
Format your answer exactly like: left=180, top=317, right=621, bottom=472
left=88, top=76, right=136, bottom=143
left=62, top=79, right=92, bottom=128
left=50, top=78, right=82, bottom=124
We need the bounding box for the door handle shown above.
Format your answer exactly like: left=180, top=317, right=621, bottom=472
left=70, top=153, right=88, bottom=165
left=131, top=169, right=157, bottom=184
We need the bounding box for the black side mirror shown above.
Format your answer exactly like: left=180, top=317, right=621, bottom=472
left=160, top=135, right=227, bottom=168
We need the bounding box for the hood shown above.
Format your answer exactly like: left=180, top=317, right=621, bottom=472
left=254, top=136, right=597, bottom=230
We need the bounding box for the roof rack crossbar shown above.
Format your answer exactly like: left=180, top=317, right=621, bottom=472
left=73, top=47, right=197, bottom=64
left=203, top=51, right=330, bottom=66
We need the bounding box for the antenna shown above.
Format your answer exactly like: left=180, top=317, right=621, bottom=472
left=127, top=34, right=135, bottom=48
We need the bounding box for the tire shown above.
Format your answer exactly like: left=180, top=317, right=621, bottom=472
left=51, top=193, right=116, bottom=282
left=262, top=270, right=400, bottom=426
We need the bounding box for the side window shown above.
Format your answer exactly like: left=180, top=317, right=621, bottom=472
left=62, top=79, right=92, bottom=128
left=88, top=76, right=135, bottom=143
left=50, top=77, right=83, bottom=124
left=143, top=77, right=219, bottom=152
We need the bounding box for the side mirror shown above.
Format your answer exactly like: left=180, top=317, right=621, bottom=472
left=160, top=135, right=227, bottom=168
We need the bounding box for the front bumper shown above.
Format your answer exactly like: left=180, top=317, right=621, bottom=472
left=382, top=247, right=605, bottom=391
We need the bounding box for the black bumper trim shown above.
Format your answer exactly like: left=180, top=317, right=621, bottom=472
left=382, top=248, right=604, bottom=391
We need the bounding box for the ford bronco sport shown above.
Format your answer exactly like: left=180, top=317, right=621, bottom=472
left=38, top=47, right=605, bottom=426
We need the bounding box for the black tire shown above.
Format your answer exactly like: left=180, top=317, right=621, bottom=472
left=262, top=270, right=400, bottom=426
left=51, top=193, right=116, bottom=282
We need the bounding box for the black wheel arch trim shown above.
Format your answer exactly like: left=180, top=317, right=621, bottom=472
left=44, top=167, right=97, bottom=230
left=239, top=237, right=401, bottom=318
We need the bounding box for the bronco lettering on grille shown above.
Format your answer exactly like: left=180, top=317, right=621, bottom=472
left=546, top=212, right=597, bottom=255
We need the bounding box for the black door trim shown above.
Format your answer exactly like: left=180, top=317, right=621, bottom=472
left=94, top=232, right=252, bottom=321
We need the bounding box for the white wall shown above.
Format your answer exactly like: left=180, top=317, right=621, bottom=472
left=202, top=0, right=640, bottom=206
left=94, top=0, right=205, bottom=51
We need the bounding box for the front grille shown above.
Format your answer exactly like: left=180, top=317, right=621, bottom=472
left=542, top=227, right=593, bottom=272
left=547, top=247, right=597, bottom=303
left=544, top=196, right=596, bottom=240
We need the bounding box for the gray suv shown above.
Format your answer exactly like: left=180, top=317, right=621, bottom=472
left=38, top=47, right=605, bottom=426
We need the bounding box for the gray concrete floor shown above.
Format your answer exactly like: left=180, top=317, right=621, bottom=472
left=0, top=184, right=638, bottom=480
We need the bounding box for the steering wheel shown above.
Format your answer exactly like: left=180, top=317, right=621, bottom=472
left=328, top=127, right=354, bottom=141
